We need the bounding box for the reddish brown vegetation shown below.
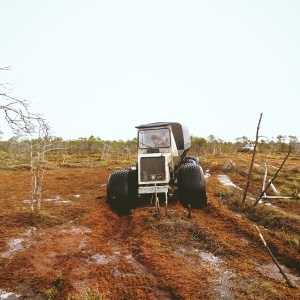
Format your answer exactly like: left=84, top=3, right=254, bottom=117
left=0, top=154, right=300, bottom=299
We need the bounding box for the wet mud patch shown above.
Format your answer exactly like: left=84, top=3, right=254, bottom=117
left=173, top=247, right=236, bottom=299
left=258, top=262, right=300, bottom=286
left=0, top=289, right=21, bottom=300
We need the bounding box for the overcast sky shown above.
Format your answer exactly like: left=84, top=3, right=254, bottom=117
left=0, top=0, right=299, bottom=142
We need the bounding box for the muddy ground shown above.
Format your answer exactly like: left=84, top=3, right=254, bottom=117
left=0, top=154, right=300, bottom=299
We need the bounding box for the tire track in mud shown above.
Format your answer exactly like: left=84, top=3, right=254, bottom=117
left=77, top=199, right=174, bottom=300
left=111, top=207, right=214, bottom=300
left=83, top=198, right=227, bottom=299
left=90, top=194, right=282, bottom=300
left=133, top=205, right=239, bottom=300
left=92, top=183, right=274, bottom=300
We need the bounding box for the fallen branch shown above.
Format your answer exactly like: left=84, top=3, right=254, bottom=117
left=255, top=225, right=294, bottom=288
left=262, top=196, right=295, bottom=200
left=254, top=147, right=292, bottom=206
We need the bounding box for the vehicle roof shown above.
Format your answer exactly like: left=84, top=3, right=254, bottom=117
left=136, top=122, right=191, bottom=150
left=136, top=122, right=178, bottom=129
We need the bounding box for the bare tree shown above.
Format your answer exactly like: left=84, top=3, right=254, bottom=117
left=1, top=67, right=50, bottom=213
left=29, top=121, right=51, bottom=212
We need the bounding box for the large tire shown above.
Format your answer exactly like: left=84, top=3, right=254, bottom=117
left=177, top=163, right=207, bottom=209
left=183, top=156, right=199, bottom=165
left=128, top=167, right=138, bottom=204
left=107, top=168, right=129, bottom=201
left=106, top=167, right=138, bottom=213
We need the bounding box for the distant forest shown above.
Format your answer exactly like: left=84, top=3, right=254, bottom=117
left=0, top=134, right=299, bottom=164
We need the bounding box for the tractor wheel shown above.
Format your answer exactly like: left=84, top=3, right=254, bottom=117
left=128, top=167, right=138, bottom=205
left=183, top=156, right=199, bottom=165
left=177, top=163, right=207, bottom=209
left=106, top=167, right=138, bottom=213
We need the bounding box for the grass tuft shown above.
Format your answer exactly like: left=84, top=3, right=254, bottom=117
left=67, top=286, right=107, bottom=300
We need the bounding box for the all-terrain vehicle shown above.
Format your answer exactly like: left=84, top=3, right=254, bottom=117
left=238, top=144, right=256, bottom=153
left=106, top=122, right=207, bottom=211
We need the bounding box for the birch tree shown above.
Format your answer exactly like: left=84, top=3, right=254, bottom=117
left=1, top=67, right=50, bottom=213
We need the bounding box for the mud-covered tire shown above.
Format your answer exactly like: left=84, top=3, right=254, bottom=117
left=107, top=168, right=129, bottom=201
left=128, top=167, right=138, bottom=202
left=183, top=156, right=199, bottom=165
left=106, top=167, right=138, bottom=212
left=177, top=163, right=207, bottom=209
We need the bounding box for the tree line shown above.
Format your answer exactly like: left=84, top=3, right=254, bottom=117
left=0, top=134, right=299, bottom=163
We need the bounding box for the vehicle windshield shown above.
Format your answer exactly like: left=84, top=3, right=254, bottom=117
left=138, top=128, right=170, bottom=148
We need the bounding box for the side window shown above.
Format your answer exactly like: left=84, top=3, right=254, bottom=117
left=138, top=131, right=147, bottom=148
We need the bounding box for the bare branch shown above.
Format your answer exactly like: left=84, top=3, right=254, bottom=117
left=1, top=92, right=49, bottom=138
left=1, top=67, right=50, bottom=138
left=254, top=147, right=292, bottom=206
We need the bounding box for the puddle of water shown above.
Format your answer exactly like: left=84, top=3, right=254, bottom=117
left=8, top=238, right=24, bottom=251
left=3, top=238, right=24, bottom=257
left=199, top=250, right=236, bottom=299
left=14, top=225, right=88, bottom=260
left=173, top=247, right=236, bottom=298
left=60, top=226, right=91, bottom=235
left=2, top=226, right=40, bottom=258
left=258, top=263, right=300, bottom=285
left=0, top=289, right=20, bottom=299
left=214, top=269, right=236, bottom=300
left=200, top=251, right=223, bottom=265
left=87, top=250, right=134, bottom=265
left=216, top=175, right=277, bottom=208
left=85, top=246, right=147, bottom=280
left=201, top=252, right=235, bottom=299
left=45, top=195, right=72, bottom=204
left=88, top=253, right=116, bottom=264
left=24, top=196, right=73, bottom=204
left=217, top=174, right=242, bottom=190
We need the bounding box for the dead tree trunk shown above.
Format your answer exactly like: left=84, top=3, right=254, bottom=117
left=29, top=142, right=36, bottom=213
left=29, top=125, right=50, bottom=213
left=241, top=113, right=262, bottom=210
